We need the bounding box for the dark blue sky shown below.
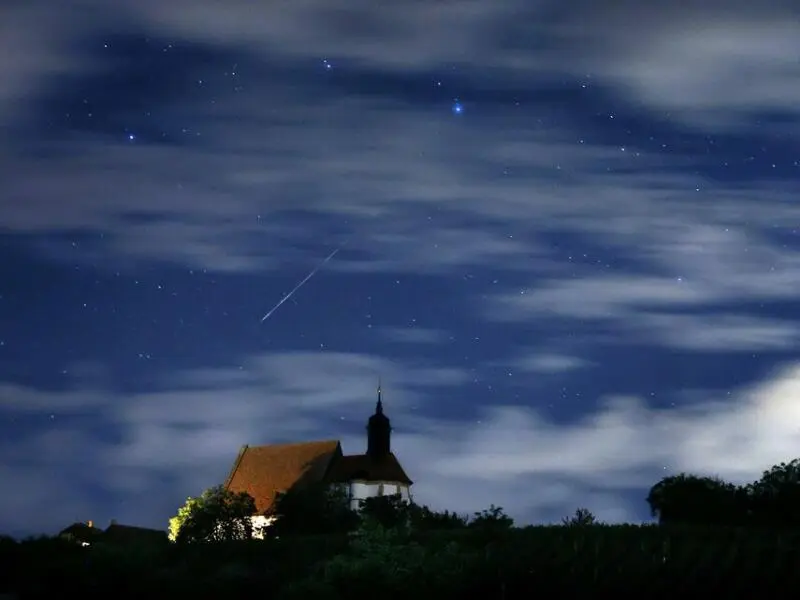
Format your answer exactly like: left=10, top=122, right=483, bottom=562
left=2, top=0, right=800, bottom=537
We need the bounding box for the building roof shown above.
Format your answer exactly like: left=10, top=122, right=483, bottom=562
left=223, top=440, right=342, bottom=513
left=103, top=523, right=167, bottom=545
left=58, top=522, right=104, bottom=543
left=58, top=522, right=166, bottom=546
left=327, top=452, right=413, bottom=485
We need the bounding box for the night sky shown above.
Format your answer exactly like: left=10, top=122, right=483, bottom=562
left=2, top=1, right=800, bottom=538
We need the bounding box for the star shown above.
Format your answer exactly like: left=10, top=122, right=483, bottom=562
left=451, top=100, right=464, bottom=115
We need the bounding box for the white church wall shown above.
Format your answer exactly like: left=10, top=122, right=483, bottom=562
left=347, top=481, right=411, bottom=511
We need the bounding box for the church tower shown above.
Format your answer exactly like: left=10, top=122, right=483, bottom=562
left=366, top=381, right=391, bottom=458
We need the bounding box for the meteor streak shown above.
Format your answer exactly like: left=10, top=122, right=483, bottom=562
left=260, top=245, right=343, bottom=323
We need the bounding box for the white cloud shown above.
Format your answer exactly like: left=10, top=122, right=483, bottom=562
left=130, top=0, right=800, bottom=128
left=400, top=362, right=800, bottom=522
left=3, top=352, right=800, bottom=534
left=1, top=1, right=798, bottom=282
left=634, top=313, right=800, bottom=352
left=4, top=0, right=797, bottom=131
left=507, top=353, right=593, bottom=374
left=378, top=327, right=450, bottom=345
left=486, top=220, right=800, bottom=352
left=594, top=19, right=800, bottom=130
left=2, top=0, right=799, bottom=537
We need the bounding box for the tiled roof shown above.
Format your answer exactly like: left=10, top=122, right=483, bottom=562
left=223, top=440, right=342, bottom=514
left=327, top=453, right=413, bottom=485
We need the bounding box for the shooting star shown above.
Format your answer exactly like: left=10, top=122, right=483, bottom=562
left=260, top=245, right=344, bottom=323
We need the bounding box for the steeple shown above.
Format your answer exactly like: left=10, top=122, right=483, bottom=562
left=367, top=379, right=391, bottom=458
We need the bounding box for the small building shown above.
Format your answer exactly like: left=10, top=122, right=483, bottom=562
left=223, top=385, right=412, bottom=532
left=57, top=520, right=167, bottom=547
left=57, top=521, right=104, bottom=546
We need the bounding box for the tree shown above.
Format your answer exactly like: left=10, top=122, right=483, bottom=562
left=168, top=485, right=259, bottom=543
left=411, top=504, right=469, bottom=531
left=267, top=482, right=359, bottom=537
left=358, top=495, right=469, bottom=532
left=749, top=458, right=800, bottom=526
left=359, top=494, right=412, bottom=531
left=468, top=505, right=513, bottom=530
left=646, top=474, right=744, bottom=526
left=562, top=507, right=599, bottom=527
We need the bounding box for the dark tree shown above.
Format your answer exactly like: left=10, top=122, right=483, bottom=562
left=267, top=483, right=360, bottom=537
left=411, top=504, right=469, bottom=531
left=468, top=505, right=514, bottom=530
left=749, top=458, right=800, bottom=527
left=359, top=495, right=469, bottom=531
left=359, top=494, right=412, bottom=530
left=562, top=507, right=599, bottom=527
left=646, top=473, right=745, bottom=526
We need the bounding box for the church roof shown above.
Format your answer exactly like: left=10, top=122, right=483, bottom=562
left=223, top=440, right=342, bottom=514
left=327, top=452, right=413, bottom=485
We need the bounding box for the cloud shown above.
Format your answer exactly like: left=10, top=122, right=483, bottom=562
left=633, top=313, right=800, bottom=352
left=587, top=14, right=800, bottom=130
left=1, top=0, right=797, bottom=279
left=2, top=1, right=798, bottom=536
left=130, top=0, right=800, bottom=130
left=486, top=220, right=800, bottom=352
left=400, top=361, right=800, bottom=522
left=378, top=327, right=450, bottom=345
left=507, top=353, right=594, bottom=374
left=2, top=350, right=800, bottom=535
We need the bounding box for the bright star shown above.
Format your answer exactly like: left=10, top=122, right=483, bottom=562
left=452, top=100, right=463, bottom=115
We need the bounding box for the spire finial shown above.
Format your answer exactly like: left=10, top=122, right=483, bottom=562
left=376, top=376, right=383, bottom=413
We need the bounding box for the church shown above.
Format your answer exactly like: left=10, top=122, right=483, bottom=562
left=223, top=385, right=412, bottom=532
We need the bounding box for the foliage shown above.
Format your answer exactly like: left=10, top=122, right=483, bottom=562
left=749, top=458, right=800, bottom=526
left=646, top=474, right=745, bottom=526
left=358, top=494, right=469, bottom=532
left=283, top=521, right=477, bottom=599
left=267, top=483, right=360, bottom=537
left=562, top=507, right=600, bottom=527
left=4, top=522, right=800, bottom=597
left=358, top=494, right=412, bottom=531
left=468, top=504, right=513, bottom=531
left=647, top=459, right=800, bottom=528
left=169, top=485, right=259, bottom=544
left=9, top=456, right=800, bottom=597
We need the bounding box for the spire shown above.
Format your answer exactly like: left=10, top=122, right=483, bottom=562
left=367, top=380, right=391, bottom=458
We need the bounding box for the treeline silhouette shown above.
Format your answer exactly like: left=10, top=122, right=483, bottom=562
left=646, top=458, right=800, bottom=527
left=0, top=458, right=799, bottom=599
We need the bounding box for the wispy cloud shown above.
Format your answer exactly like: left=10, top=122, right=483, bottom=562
left=506, top=353, right=594, bottom=374
left=2, top=352, right=799, bottom=534
left=2, top=0, right=797, bottom=276
left=6, top=1, right=797, bottom=129
left=633, top=313, right=800, bottom=352
left=378, top=327, right=450, bottom=345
